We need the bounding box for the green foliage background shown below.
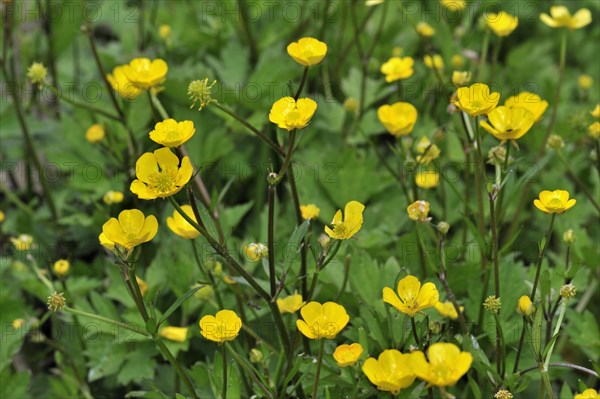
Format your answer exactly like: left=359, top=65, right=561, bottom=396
left=0, top=0, right=599, bottom=398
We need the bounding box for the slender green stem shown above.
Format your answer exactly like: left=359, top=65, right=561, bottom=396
left=155, top=339, right=199, bottom=399
left=83, top=24, right=137, bottom=158
left=556, top=151, right=600, bottom=213
left=307, top=240, right=342, bottom=301
left=410, top=317, right=421, bottom=347
left=0, top=63, right=58, bottom=221
left=237, top=0, right=258, bottom=64
left=63, top=306, right=151, bottom=337
left=477, top=29, right=490, bottom=82
left=518, top=362, right=598, bottom=378
left=169, top=197, right=292, bottom=357
left=437, top=238, right=468, bottom=335
left=213, top=102, right=284, bottom=156
left=294, top=67, right=309, bottom=101
left=540, top=364, right=555, bottom=399
left=191, top=240, right=224, bottom=308
left=531, top=214, right=556, bottom=300
left=224, top=343, right=274, bottom=399
left=335, top=255, right=351, bottom=301
left=46, top=84, right=120, bottom=120
left=415, top=222, right=428, bottom=278
left=221, top=344, right=228, bottom=399
left=129, top=267, right=150, bottom=321
left=491, top=37, right=503, bottom=76
left=495, top=142, right=512, bottom=224
left=513, top=317, right=528, bottom=374
left=540, top=30, right=567, bottom=156
left=543, top=300, right=567, bottom=371
left=268, top=185, right=277, bottom=296
left=312, top=340, right=325, bottom=399
left=493, top=313, right=506, bottom=379
left=271, top=130, right=297, bottom=185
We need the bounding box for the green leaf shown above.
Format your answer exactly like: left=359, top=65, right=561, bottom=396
left=117, top=348, right=157, bottom=385
left=158, top=285, right=204, bottom=326
left=282, top=221, right=309, bottom=274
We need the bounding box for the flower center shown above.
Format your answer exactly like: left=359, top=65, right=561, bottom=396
left=149, top=168, right=178, bottom=194
left=165, top=128, right=180, bottom=142
left=547, top=197, right=564, bottom=210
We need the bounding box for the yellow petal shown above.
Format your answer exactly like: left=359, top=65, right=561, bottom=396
left=383, top=287, right=405, bottom=313
left=135, top=152, right=159, bottom=182
left=118, top=209, right=145, bottom=235
left=534, top=199, right=550, bottom=213
left=296, top=319, right=316, bottom=339
left=417, top=282, right=439, bottom=308
left=130, top=180, right=155, bottom=200
left=139, top=215, right=158, bottom=244
left=154, top=147, right=179, bottom=170
left=397, top=275, right=421, bottom=302
left=564, top=198, right=576, bottom=211
left=177, top=156, right=194, bottom=186
left=571, top=8, right=591, bottom=29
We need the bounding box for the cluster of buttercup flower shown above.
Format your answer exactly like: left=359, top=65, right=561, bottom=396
left=107, top=57, right=168, bottom=100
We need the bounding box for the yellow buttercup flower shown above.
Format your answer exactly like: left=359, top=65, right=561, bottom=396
left=99, top=209, right=158, bottom=251
left=296, top=301, right=349, bottom=339
left=362, top=349, right=416, bottom=394
left=452, top=71, right=471, bottom=86
left=122, top=58, right=168, bottom=90
left=424, top=54, right=444, bottom=70
left=103, top=191, right=124, bottom=205
left=12, top=319, right=25, bottom=329
left=380, top=57, right=415, bottom=82
left=533, top=190, right=576, bottom=214
left=269, top=97, right=317, bottom=131
left=591, top=104, right=600, bottom=118
left=0, top=210, right=4, bottom=223
left=11, top=234, right=34, bottom=251
left=504, top=92, right=549, bottom=122
left=27, top=62, right=47, bottom=87
left=333, top=343, right=363, bottom=367
left=194, top=284, right=214, bottom=301
left=516, top=295, right=535, bottom=317
left=383, top=275, right=439, bottom=317
left=579, top=75, right=593, bottom=90
left=452, top=83, right=500, bottom=117
left=243, top=243, right=268, bottom=261
left=589, top=122, right=600, bottom=139
left=407, top=200, right=431, bottom=222
left=377, top=102, right=418, bottom=137
left=365, top=0, right=385, bottom=6
left=287, top=37, right=327, bottom=67
left=277, top=291, right=306, bottom=314
left=440, top=0, right=466, bottom=11
left=137, top=276, right=148, bottom=296
left=415, top=136, right=440, bottom=165
left=199, top=309, right=242, bottom=343
left=166, top=205, right=200, bottom=239
left=434, top=301, right=464, bottom=320
left=107, top=66, right=142, bottom=100
left=149, top=119, right=195, bottom=147
left=158, top=25, right=171, bottom=40
left=416, top=22, right=435, bottom=37
left=574, top=388, right=599, bottom=399
left=300, top=204, right=320, bottom=220
left=324, top=200, right=365, bottom=240
left=415, top=170, right=440, bottom=189
left=480, top=106, right=535, bottom=141
left=159, top=326, right=188, bottom=342
left=485, top=11, right=518, bottom=36
left=451, top=54, right=465, bottom=69
left=52, top=259, right=70, bottom=277
left=85, top=124, right=105, bottom=143
left=540, top=6, right=592, bottom=30
left=130, top=148, right=193, bottom=200
left=410, top=343, right=473, bottom=387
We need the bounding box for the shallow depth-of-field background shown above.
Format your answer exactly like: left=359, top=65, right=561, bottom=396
left=1, top=0, right=599, bottom=398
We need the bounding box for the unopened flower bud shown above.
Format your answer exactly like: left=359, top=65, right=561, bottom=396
left=437, top=221, right=450, bottom=235
left=516, top=295, right=535, bottom=317
left=244, top=243, right=268, bottom=262
left=249, top=348, right=263, bottom=363
left=343, top=98, right=358, bottom=114
left=547, top=134, right=564, bottom=150
left=563, top=229, right=576, bottom=244
left=318, top=234, right=331, bottom=250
